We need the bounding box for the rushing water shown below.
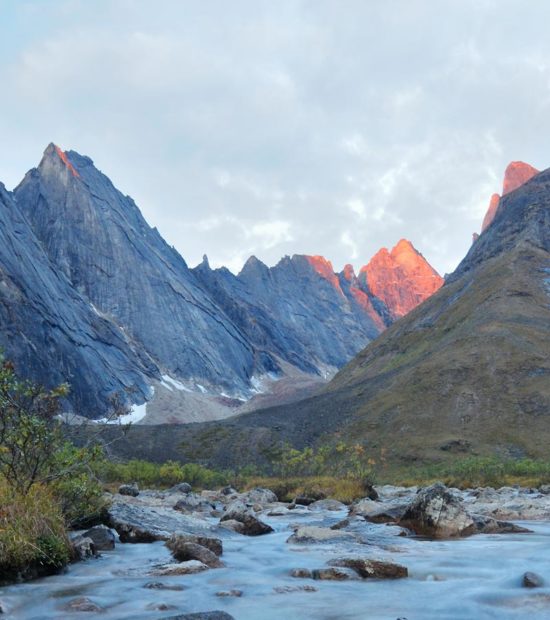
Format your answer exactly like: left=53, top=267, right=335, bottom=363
left=1, top=508, right=550, bottom=620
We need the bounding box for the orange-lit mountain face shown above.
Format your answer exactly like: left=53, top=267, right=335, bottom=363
left=357, top=239, right=444, bottom=320
left=481, top=162, right=539, bottom=232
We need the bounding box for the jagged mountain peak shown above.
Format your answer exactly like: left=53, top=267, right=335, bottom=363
left=502, top=161, right=539, bottom=195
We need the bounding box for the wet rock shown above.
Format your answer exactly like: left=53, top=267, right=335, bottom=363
left=107, top=498, right=216, bottom=543
left=351, top=499, right=407, bottom=524
left=167, top=542, right=224, bottom=568
left=82, top=525, right=115, bottom=551
left=63, top=597, right=103, bottom=612
left=220, top=486, right=238, bottom=496
left=243, top=488, right=278, bottom=504
left=219, top=519, right=246, bottom=534
left=328, top=558, right=408, bottom=579
left=364, top=483, right=379, bottom=501
left=287, top=525, right=355, bottom=544
left=216, top=590, right=243, bottom=597
left=330, top=518, right=350, bottom=530
left=398, top=483, right=475, bottom=538
left=174, top=494, right=215, bottom=513
left=220, top=502, right=273, bottom=536
left=312, top=567, right=357, bottom=581
left=293, top=496, right=316, bottom=506
left=169, top=482, right=192, bottom=494
left=147, top=602, right=178, bottom=611
left=163, top=613, right=235, bottom=620
left=523, top=571, right=544, bottom=588
left=167, top=534, right=223, bottom=557
left=274, top=585, right=317, bottom=593
left=118, top=483, right=139, bottom=497
left=70, top=535, right=96, bottom=561
left=151, top=560, right=210, bottom=576
left=538, top=485, right=550, bottom=495
left=143, top=582, right=186, bottom=591
left=309, top=499, right=345, bottom=511
left=290, top=568, right=313, bottom=578
left=471, top=514, right=532, bottom=535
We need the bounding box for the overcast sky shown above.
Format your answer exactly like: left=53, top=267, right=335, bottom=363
left=1, top=0, right=549, bottom=275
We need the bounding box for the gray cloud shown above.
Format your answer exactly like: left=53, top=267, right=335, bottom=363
left=1, top=0, right=550, bottom=275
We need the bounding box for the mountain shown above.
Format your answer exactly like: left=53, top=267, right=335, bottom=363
left=0, top=182, right=154, bottom=416
left=15, top=144, right=267, bottom=397
left=481, top=161, right=539, bottom=232
left=5, top=143, right=442, bottom=420
left=137, top=162, right=550, bottom=469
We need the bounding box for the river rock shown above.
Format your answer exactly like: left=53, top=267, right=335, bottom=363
left=523, top=571, right=544, bottom=588
left=220, top=501, right=273, bottom=536
left=146, top=602, right=177, bottom=611
left=312, top=567, right=357, bottom=581
left=63, top=597, right=103, bottom=612
left=328, top=558, right=408, bottom=579
left=70, top=535, right=95, bottom=561
left=293, top=496, right=316, bottom=506
left=350, top=498, right=408, bottom=523
left=163, top=613, right=235, bottom=620
left=290, top=568, right=313, bottom=578
left=107, top=497, right=216, bottom=543
left=308, top=499, right=345, bottom=511
left=364, top=483, right=379, bottom=501
left=151, top=560, right=210, bottom=576
left=274, top=585, right=317, bottom=593
left=169, top=482, right=192, bottom=494
left=471, top=514, right=532, bottom=535
left=215, top=590, right=243, bottom=597
left=221, top=486, right=238, bottom=496
left=243, top=488, right=278, bottom=504
left=398, top=483, right=475, bottom=538
left=167, top=542, right=224, bottom=568
left=287, top=525, right=355, bottom=544
left=174, top=494, right=215, bottom=513
left=119, top=483, right=139, bottom=497
left=167, top=534, right=223, bottom=556
left=82, top=525, right=115, bottom=551
left=143, top=582, right=186, bottom=591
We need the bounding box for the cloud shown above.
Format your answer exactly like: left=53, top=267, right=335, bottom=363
left=1, top=0, right=550, bottom=276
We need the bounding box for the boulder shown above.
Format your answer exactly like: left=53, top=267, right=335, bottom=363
left=351, top=499, right=408, bottom=524
left=118, top=483, right=139, bottom=497
left=523, top=571, right=544, bottom=588
left=471, top=514, right=532, bottom=535
left=220, top=501, right=273, bottom=536
left=287, top=526, right=354, bottom=544
left=62, top=597, right=103, bottom=612
left=293, top=496, right=316, bottom=506
left=290, top=568, right=313, bottom=578
left=242, top=488, right=278, bottom=504
left=220, top=486, right=238, bottom=496
left=151, top=560, right=210, bottom=576
left=398, top=483, right=475, bottom=538
left=328, top=558, right=408, bottom=579
left=70, top=535, right=95, bottom=561
left=312, top=567, right=357, bottom=581
left=166, top=542, right=224, bottom=568
left=174, top=494, right=215, bottom=513
left=308, top=499, right=346, bottom=511
left=167, top=534, right=223, bottom=557
left=169, top=482, right=192, bottom=494
left=82, top=525, right=116, bottom=551
left=219, top=519, right=246, bottom=534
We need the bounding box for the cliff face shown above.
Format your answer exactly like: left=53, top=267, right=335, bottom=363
left=3, top=143, right=443, bottom=418
left=0, top=182, right=154, bottom=416
left=358, top=239, right=444, bottom=321
left=15, top=144, right=264, bottom=395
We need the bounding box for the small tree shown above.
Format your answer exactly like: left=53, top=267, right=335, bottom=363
left=0, top=358, right=69, bottom=493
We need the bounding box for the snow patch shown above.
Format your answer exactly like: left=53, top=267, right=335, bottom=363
left=96, top=401, right=147, bottom=425
left=161, top=374, right=192, bottom=392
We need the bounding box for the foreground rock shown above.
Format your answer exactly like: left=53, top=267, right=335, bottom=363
left=398, top=483, right=533, bottom=538
left=150, top=560, right=210, bottom=576
left=399, top=483, right=475, bottom=538
left=167, top=534, right=223, bottom=557
left=220, top=501, right=273, bottom=536
left=167, top=541, right=224, bottom=568
left=350, top=498, right=408, bottom=524
left=328, top=558, right=408, bottom=579
left=287, top=525, right=355, bottom=544
left=107, top=495, right=217, bottom=542
left=523, top=571, right=544, bottom=588
left=70, top=535, right=96, bottom=561
left=82, top=525, right=116, bottom=551
left=312, top=567, right=358, bottom=581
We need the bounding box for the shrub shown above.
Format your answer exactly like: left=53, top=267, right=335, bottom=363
left=0, top=480, right=71, bottom=583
